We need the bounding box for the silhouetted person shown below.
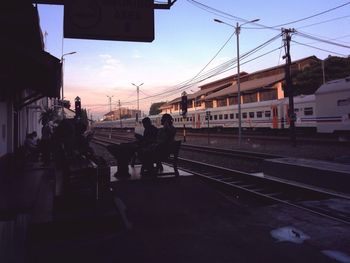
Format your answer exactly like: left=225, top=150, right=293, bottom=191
left=139, top=113, right=176, bottom=175
left=24, top=131, right=38, bottom=160
left=135, top=117, right=158, bottom=147
left=41, top=123, right=52, bottom=164
left=51, top=119, right=75, bottom=166
left=107, top=117, right=159, bottom=178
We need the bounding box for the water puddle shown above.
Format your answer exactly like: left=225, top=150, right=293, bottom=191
left=270, top=226, right=310, bottom=244
left=322, top=250, right=350, bottom=263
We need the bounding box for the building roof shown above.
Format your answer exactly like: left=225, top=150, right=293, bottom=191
left=205, top=73, right=285, bottom=100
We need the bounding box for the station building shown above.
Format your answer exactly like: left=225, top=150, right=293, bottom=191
left=160, top=56, right=320, bottom=115
left=103, top=108, right=142, bottom=121
left=0, top=4, right=61, bottom=168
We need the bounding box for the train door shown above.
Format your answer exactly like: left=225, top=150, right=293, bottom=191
left=272, top=105, right=278, bottom=129
left=192, top=114, right=195, bottom=128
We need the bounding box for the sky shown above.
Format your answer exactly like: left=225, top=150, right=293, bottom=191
left=37, top=0, right=350, bottom=120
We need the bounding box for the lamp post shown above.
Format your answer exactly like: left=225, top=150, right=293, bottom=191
left=131, top=83, right=143, bottom=112
left=60, top=51, right=77, bottom=117
left=214, top=19, right=259, bottom=147
left=106, top=95, right=114, bottom=112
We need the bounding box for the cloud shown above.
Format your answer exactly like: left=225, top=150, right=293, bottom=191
left=98, top=54, right=125, bottom=77
left=131, top=49, right=142, bottom=59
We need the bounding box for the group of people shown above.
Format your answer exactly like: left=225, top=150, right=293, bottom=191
left=24, top=122, right=53, bottom=164
left=107, top=113, right=176, bottom=177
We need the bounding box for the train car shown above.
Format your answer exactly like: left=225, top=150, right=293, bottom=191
left=315, top=77, right=350, bottom=134
left=287, top=94, right=316, bottom=130
left=92, top=77, right=350, bottom=134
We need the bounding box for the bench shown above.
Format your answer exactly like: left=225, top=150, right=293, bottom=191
left=140, top=140, right=182, bottom=177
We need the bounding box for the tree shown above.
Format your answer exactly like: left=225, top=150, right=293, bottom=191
left=80, top=108, right=89, bottom=127
left=39, top=107, right=58, bottom=126
left=149, top=102, right=165, bottom=115
left=291, top=56, right=350, bottom=95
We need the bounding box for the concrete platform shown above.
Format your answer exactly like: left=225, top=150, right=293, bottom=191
left=263, top=158, right=350, bottom=195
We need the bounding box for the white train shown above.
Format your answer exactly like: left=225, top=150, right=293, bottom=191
left=93, top=77, right=350, bottom=134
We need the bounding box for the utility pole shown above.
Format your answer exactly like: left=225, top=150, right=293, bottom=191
left=214, top=18, right=259, bottom=147
left=322, top=59, right=326, bottom=84
left=118, top=100, right=122, bottom=128
left=131, top=83, right=143, bottom=111
left=282, top=28, right=296, bottom=146
left=107, top=95, right=113, bottom=112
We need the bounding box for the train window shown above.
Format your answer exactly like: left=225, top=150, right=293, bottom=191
left=265, top=111, right=271, bottom=118
left=187, top=117, right=189, bottom=121
left=230, top=113, right=234, bottom=119
left=189, top=117, right=192, bottom=121
left=242, top=112, right=247, bottom=119
left=304, top=107, right=313, bottom=116
left=294, top=108, right=299, bottom=112
left=249, top=112, right=255, bottom=118
left=338, top=98, right=350, bottom=106
left=219, top=114, right=223, bottom=120
left=214, top=115, right=218, bottom=120
left=236, top=113, right=239, bottom=119
left=224, top=114, right=228, bottom=119
left=210, top=115, right=213, bottom=120
left=257, top=111, right=262, bottom=118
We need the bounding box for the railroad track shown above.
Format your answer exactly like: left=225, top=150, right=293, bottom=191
left=180, top=144, right=283, bottom=161
left=93, top=134, right=283, bottom=161
left=93, top=128, right=349, bottom=145
left=91, top=135, right=350, bottom=225
left=177, top=157, right=350, bottom=226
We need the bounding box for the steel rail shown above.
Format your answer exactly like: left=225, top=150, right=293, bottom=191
left=176, top=157, right=350, bottom=225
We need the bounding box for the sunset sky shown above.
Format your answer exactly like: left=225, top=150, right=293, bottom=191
left=37, top=0, right=350, bottom=120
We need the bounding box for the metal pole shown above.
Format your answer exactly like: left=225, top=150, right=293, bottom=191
left=236, top=22, right=242, bottom=147
left=207, top=115, right=210, bottom=145
left=60, top=51, right=77, bottom=118
left=137, top=86, right=139, bottom=111
left=283, top=28, right=296, bottom=146
left=132, top=83, right=143, bottom=113
left=118, top=100, right=122, bottom=128
left=213, top=18, right=259, bottom=148
left=322, top=59, right=326, bottom=84
left=61, top=57, right=65, bottom=118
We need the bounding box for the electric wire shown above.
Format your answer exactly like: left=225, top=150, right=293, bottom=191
left=270, top=1, right=350, bottom=28
left=295, top=31, right=350, bottom=49
left=297, top=14, right=350, bottom=29
left=291, top=40, right=347, bottom=56
left=122, top=40, right=283, bottom=105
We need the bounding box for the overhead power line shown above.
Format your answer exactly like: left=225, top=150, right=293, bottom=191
left=291, top=40, right=347, bottom=56
left=187, top=0, right=350, bottom=32
left=271, top=1, right=350, bottom=28
left=295, top=31, right=350, bottom=49
left=297, top=14, right=350, bottom=29
left=121, top=34, right=282, bottom=105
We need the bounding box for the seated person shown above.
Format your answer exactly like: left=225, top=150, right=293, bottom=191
left=135, top=117, right=158, bottom=147
left=138, top=113, right=176, bottom=175
left=107, top=117, right=158, bottom=178
left=24, top=131, right=38, bottom=159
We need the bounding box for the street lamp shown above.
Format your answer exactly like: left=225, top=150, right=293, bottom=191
left=60, top=51, right=77, bottom=117
left=131, top=82, right=143, bottom=112
left=214, top=18, right=259, bottom=147
left=106, top=95, right=114, bottom=112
